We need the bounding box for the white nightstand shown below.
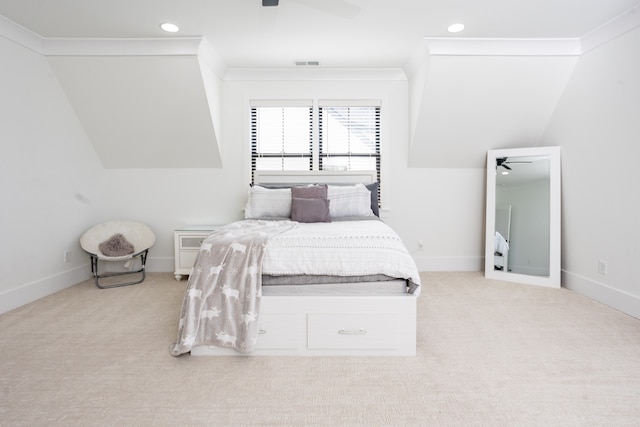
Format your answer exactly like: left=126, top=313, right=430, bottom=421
left=173, top=225, right=220, bottom=281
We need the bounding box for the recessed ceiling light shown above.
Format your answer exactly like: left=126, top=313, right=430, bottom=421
left=160, top=23, right=180, bottom=33
left=447, top=23, right=465, bottom=33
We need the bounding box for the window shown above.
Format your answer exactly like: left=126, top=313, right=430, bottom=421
left=318, top=103, right=380, bottom=185
left=250, top=100, right=381, bottom=189
left=250, top=101, right=313, bottom=183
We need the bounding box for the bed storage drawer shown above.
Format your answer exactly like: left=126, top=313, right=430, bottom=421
left=307, top=313, right=397, bottom=350
left=255, top=314, right=300, bottom=349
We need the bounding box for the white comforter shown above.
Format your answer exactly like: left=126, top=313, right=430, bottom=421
left=263, top=219, right=421, bottom=295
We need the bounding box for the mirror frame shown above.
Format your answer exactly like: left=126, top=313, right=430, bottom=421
left=485, top=146, right=561, bottom=288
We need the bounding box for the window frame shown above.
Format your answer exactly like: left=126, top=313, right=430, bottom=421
left=249, top=100, right=382, bottom=201
left=250, top=100, right=314, bottom=184
left=317, top=101, right=381, bottom=188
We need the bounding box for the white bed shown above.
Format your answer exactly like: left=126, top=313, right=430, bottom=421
left=179, top=171, right=420, bottom=356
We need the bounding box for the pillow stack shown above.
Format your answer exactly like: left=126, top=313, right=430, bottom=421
left=291, top=185, right=331, bottom=223
left=244, top=182, right=378, bottom=222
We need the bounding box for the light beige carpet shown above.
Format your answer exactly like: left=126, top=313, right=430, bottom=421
left=0, top=272, right=639, bottom=426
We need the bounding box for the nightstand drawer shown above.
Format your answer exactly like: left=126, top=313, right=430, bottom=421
left=180, top=236, right=206, bottom=249
left=179, top=250, right=199, bottom=270
left=174, top=225, right=221, bottom=281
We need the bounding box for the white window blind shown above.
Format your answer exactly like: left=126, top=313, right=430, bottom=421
left=318, top=103, right=381, bottom=186
left=250, top=100, right=381, bottom=194
left=250, top=102, right=313, bottom=184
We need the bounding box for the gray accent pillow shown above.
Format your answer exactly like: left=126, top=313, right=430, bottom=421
left=291, top=184, right=327, bottom=199
left=99, top=233, right=135, bottom=257
left=365, top=182, right=379, bottom=216
left=291, top=197, right=331, bottom=223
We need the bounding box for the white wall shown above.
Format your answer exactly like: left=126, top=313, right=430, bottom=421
left=0, top=36, right=105, bottom=313
left=542, top=27, right=640, bottom=317
left=0, top=38, right=486, bottom=316
left=4, top=23, right=637, bottom=321
left=100, top=72, right=486, bottom=274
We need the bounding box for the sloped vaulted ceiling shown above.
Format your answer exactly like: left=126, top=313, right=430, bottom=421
left=46, top=37, right=225, bottom=169
left=406, top=5, right=640, bottom=169
left=408, top=50, right=578, bottom=168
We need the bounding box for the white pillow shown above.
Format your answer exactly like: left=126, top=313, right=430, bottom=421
left=244, top=186, right=292, bottom=219
left=327, top=184, right=375, bottom=218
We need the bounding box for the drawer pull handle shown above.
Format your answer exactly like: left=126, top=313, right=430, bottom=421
left=258, top=329, right=267, bottom=335
left=338, top=328, right=367, bottom=335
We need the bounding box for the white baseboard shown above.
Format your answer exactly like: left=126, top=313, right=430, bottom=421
left=147, top=257, right=174, bottom=273
left=0, top=265, right=91, bottom=315
left=562, top=270, right=640, bottom=319
left=413, top=255, right=483, bottom=272
left=0, top=257, right=175, bottom=315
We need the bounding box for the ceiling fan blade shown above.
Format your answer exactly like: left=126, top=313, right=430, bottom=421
left=502, top=164, right=512, bottom=170
left=262, top=0, right=279, bottom=6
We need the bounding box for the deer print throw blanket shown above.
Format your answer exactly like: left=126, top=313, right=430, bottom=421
left=170, top=220, right=297, bottom=356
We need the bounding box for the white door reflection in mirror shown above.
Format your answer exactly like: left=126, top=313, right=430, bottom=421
left=485, top=147, right=561, bottom=288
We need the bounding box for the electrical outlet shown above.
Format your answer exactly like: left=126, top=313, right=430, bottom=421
left=64, top=250, right=71, bottom=263
left=598, top=259, right=607, bottom=275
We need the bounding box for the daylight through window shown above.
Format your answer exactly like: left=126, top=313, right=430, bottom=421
left=250, top=100, right=381, bottom=189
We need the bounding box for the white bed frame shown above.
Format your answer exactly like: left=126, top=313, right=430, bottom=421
left=191, top=171, right=418, bottom=356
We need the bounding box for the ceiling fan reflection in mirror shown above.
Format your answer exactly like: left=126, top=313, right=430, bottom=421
left=496, top=157, right=532, bottom=171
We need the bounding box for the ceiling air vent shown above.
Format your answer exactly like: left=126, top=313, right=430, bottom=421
left=295, top=60, right=320, bottom=66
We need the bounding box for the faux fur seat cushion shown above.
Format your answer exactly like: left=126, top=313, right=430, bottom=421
left=81, top=220, right=155, bottom=260
left=99, top=233, right=135, bottom=257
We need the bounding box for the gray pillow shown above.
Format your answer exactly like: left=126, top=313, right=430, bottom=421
left=291, top=184, right=327, bottom=199
left=365, top=182, right=379, bottom=216
left=291, top=197, right=331, bottom=223
left=99, top=233, right=135, bottom=257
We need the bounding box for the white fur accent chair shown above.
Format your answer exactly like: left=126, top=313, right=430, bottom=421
left=80, top=221, right=155, bottom=289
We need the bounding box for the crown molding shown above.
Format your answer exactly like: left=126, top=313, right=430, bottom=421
left=0, top=15, right=227, bottom=78
left=581, top=3, right=640, bottom=53
left=3, top=4, right=639, bottom=66
left=0, top=14, right=43, bottom=53
left=423, top=37, right=582, bottom=56
left=423, top=4, right=640, bottom=57
left=1, top=15, right=206, bottom=57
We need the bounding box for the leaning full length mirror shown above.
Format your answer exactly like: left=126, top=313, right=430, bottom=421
left=485, top=146, right=561, bottom=288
